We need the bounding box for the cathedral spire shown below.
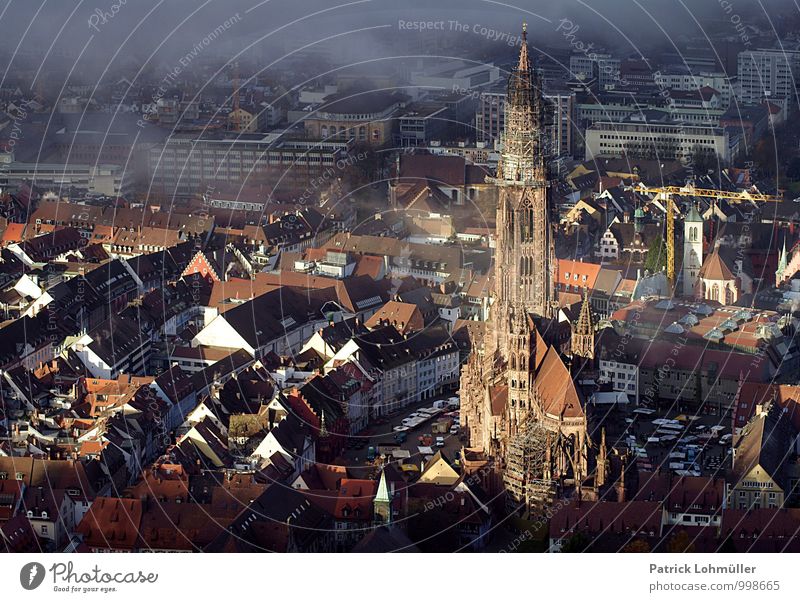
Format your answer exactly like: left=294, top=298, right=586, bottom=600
left=496, top=21, right=546, bottom=187
left=507, top=23, right=537, bottom=113
left=518, top=22, right=529, bottom=73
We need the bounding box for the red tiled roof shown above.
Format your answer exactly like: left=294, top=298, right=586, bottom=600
left=635, top=471, right=724, bottom=514
left=1, top=222, right=25, bottom=244
left=557, top=259, right=602, bottom=290
left=550, top=500, right=662, bottom=543
left=535, top=346, right=584, bottom=418
left=352, top=254, right=384, bottom=279
left=721, top=508, right=800, bottom=552
left=699, top=249, right=735, bottom=281
left=77, top=497, right=143, bottom=551
left=733, top=383, right=800, bottom=432
left=364, top=301, right=423, bottom=334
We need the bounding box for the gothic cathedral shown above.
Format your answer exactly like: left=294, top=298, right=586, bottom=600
left=460, top=26, right=614, bottom=508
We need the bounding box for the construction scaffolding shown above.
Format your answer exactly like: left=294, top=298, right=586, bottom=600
left=503, top=420, right=555, bottom=514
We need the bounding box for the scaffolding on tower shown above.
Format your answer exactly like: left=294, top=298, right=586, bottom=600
left=503, top=420, right=554, bottom=514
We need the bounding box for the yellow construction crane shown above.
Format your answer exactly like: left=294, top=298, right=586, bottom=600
left=637, top=184, right=784, bottom=287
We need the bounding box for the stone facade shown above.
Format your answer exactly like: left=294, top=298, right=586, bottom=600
left=459, top=27, right=597, bottom=507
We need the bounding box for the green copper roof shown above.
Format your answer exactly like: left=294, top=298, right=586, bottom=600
left=684, top=205, right=703, bottom=223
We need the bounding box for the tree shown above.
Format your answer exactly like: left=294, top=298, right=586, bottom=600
left=753, top=136, right=779, bottom=178
left=560, top=531, right=589, bottom=553
left=688, top=144, right=718, bottom=176
left=667, top=530, right=696, bottom=553
left=340, top=142, right=382, bottom=187
left=644, top=234, right=666, bottom=273
left=623, top=539, right=651, bottom=553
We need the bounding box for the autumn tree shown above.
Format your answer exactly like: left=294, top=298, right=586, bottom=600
left=623, top=539, right=651, bottom=553
left=667, top=530, right=696, bottom=553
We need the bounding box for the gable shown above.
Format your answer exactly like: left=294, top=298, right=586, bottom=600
left=418, top=455, right=459, bottom=486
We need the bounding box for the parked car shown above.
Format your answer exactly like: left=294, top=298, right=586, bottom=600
left=366, top=446, right=377, bottom=461
left=395, top=432, right=408, bottom=444
left=449, top=425, right=459, bottom=435
left=435, top=436, right=445, bottom=448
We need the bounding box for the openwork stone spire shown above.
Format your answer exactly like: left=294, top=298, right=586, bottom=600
left=571, top=289, right=595, bottom=361
left=575, top=288, right=594, bottom=335
left=498, top=23, right=547, bottom=186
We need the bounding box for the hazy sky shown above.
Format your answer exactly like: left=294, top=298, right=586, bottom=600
left=0, top=0, right=795, bottom=89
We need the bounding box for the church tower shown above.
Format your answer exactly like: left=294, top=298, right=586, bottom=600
left=459, top=25, right=589, bottom=506
left=682, top=205, right=704, bottom=297
left=491, top=22, right=556, bottom=349
left=373, top=469, right=392, bottom=524
left=571, top=288, right=595, bottom=361
left=776, top=237, right=788, bottom=287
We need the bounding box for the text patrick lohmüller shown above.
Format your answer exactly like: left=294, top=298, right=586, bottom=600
left=650, top=563, right=756, bottom=575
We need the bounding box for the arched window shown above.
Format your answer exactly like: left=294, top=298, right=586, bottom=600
left=725, top=285, right=734, bottom=305
left=711, top=283, right=720, bottom=301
